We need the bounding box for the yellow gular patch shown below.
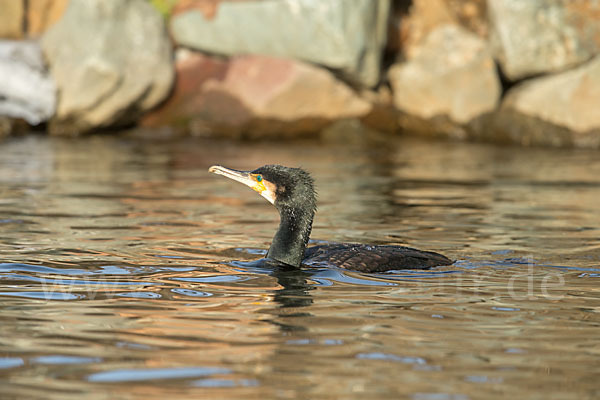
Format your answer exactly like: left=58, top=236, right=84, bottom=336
left=251, top=180, right=266, bottom=194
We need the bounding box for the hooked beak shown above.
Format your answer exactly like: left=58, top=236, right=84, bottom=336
left=209, top=165, right=275, bottom=204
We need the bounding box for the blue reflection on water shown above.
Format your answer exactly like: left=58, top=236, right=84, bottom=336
left=32, top=355, right=101, bottom=365
left=115, top=292, right=161, bottom=299
left=465, top=375, right=504, bottom=383
left=234, top=248, right=267, bottom=256
left=310, top=269, right=398, bottom=286
left=97, top=265, right=142, bottom=275
left=0, top=357, right=24, bottom=369
left=0, top=291, right=83, bottom=300
left=153, top=255, right=185, bottom=259
left=116, top=342, right=153, bottom=350
left=491, top=307, right=520, bottom=312
left=544, top=265, right=600, bottom=273
left=171, top=288, right=213, bottom=297
left=175, top=275, right=245, bottom=283
left=357, top=352, right=427, bottom=365
left=0, top=263, right=143, bottom=276
left=192, top=378, right=259, bottom=387
left=0, top=263, right=93, bottom=276
left=87, top=366, right=231, bottom=382
left=0, top=273, right=151, bottom=286
left=0, top=263, right=201, bottom=276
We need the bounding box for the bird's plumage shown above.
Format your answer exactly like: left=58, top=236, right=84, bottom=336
left=304, top=243, right=451, bottom=272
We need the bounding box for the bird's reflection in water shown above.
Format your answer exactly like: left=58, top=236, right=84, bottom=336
left=230, top=258, right=314, bottom=333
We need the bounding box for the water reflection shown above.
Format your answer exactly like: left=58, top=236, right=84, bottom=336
left=0, top=135, right=599, bottom=399
left=87, top=366, right=231, bottom=383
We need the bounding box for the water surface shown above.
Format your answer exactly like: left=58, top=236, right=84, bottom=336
left=0, top=134, right=598, bottom=399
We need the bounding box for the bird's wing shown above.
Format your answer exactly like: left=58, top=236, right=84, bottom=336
left=303, top=243, right=452, bottom=272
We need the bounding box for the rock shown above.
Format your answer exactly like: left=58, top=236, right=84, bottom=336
left=0, top=0, right=67, bottom=39
left=170, top=0, right=389, bottom=88
left=0, top=117, right=14, bottom=138
left=41, top=0, right=174, bottom=135
left=389, top=0, right=488, bottom=60
left=359, top=86, right=399, bottom=134
left=0, top=0, right=24, bottom=39
left=394, top=0, right=456, bottom=60
left=388, top=24, right=500, bottom=139
left=490, top=56, right=600, bottom=148
left=141, top=49, right=229, bottom=131
left=143, top=51, right=371, bottom=139
left=27, top=0, right=70, bottom=37
left=0, top=40, right=56, bottom=126
left=444, top=0, right=488, bottom=38
left=488, top=0, right=600, bottom=81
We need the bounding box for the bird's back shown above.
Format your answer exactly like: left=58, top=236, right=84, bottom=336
left=303, top=243, right=452, bottom=272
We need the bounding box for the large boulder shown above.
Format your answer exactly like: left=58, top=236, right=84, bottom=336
left=41, top=0, right=174, bottom=135
left=488, top=0, right=600, bottom=81
left=491, top=56, right=600, bottom=148
left=142, top=50, right=371, bottom=139
left=170, top=0, right=389, bottom=88
left=0, top=40, right=56, bottom=126
left=388, top=24, right=500, bottom=138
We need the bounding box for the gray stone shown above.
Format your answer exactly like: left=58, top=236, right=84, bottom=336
left=388, top=24, right=500, bottom=138
left=0, top=40, right=56, bottom=125
left=41, top=0, right=174, bottom=135
left=488, top=0, right=600, bottom=81
left=170, top=0, right=389, bottom=88
left=492, top=56, right=600, bottom=148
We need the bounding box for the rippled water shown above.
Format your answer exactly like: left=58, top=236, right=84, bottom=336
left=0, top=134, right=598, bottom=399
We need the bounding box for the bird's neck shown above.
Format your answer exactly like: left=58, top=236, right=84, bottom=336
left=267, top=206, right=314, bottom=267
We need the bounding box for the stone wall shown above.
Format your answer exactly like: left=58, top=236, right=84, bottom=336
left=1, top=0, right=599, bottom=147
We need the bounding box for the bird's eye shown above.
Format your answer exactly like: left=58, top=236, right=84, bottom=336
left=256, top=175, right=263, bottom=182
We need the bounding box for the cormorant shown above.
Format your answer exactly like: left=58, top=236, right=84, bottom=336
left=209, top=164, right=452, bottom=272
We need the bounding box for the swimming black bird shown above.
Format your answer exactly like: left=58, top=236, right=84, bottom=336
left=209, top=164, right=452, bottom=272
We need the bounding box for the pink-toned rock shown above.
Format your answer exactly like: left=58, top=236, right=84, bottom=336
left=141, top=49, right=229, bottom=129
left=144, top=51, right=371, bottom=138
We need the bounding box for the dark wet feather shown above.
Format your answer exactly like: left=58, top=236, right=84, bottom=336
left=303, top=243, right=452, bottom=272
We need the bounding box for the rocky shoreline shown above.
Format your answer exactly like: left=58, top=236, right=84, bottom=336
left=1, top=0, right=599, bottom=147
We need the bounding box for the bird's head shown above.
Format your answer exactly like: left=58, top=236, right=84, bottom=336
left=208, top=164, right=316, bottom=213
